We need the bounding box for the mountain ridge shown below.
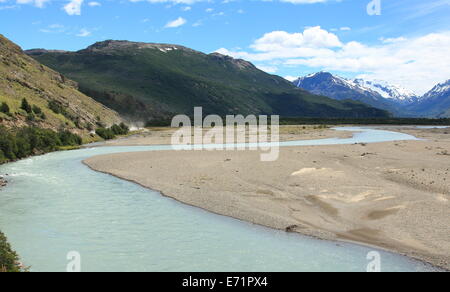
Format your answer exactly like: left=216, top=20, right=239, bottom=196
left=292, top=72, right=449, bottom=117
left=292, top=72, right=405, bottom=115
left=410, top=79, right=450, bottom=117
left=27, top=41, right=390, bottom=122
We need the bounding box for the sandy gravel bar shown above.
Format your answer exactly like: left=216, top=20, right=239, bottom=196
left=84, top=126, right=450, bottom=270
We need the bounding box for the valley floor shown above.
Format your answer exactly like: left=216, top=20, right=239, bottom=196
left=84, top=126, right=450, bottom=270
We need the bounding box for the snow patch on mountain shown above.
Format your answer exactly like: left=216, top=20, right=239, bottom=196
left=293, top=72, right=420, bottom=104
left=422, top=79, right=450, bottom=100
left=353, top=79, right=418, bottom=103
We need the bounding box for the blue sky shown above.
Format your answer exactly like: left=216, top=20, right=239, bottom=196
left=1, top=0, right=450, bottom=94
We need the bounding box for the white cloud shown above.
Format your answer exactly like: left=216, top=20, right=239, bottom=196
left=380, top=37, right=407, bottom=44
left=256, top=65, right=278, bottom=73
left=146, top=0, right=205, bottom=4
left=251, top=27, right=342, bottom=53
left=39, top=24, right=66, bottom=33
left=63, top=0, right=83, bottom=15
left=0, top=5, right=18, bottom=10
left=165, top=17, right=187, bottom=28
left=192, top=20, right=202, bottom=27
left=284, top=76, right=298, bottom=82
left=205, top=8, right=213, bottom=12
left=76, top=28, right=92, bottom=37
left=280, top=0, right=328, bottom=3
left=182, top=6, right=191, bottom=11
left=217, top=27, right=450, bottom=94
left=128, top=0, right=332, bottom=6
left=88, top=1, right=100, bottom=6
left=16, top=0, right=50, bottom=8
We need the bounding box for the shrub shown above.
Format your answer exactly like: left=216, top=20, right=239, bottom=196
left=48, top=100, right=65, bottom=115
left=96, top=123, right=129, bottom=140
left=0, top=126, right=82, bottom=164
left=26, top=113, right=35, bottom=122
left=32, top=105, right=42, bottom=115
left=111, top=123, right=129, bottom=136
left=58, top=130, right=82, bottom=146
left=20, top=98, right=32, bottom=114
left=0, top=231, right=21, bottom=272
left=0, top=102, right=9, bottom=114
left=95, top=127, right=115, bottom=140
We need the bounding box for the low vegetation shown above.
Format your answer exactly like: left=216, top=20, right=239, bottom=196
left=0, top=126, right=82, bottom=164
left=279, top=117, right=450, bottom=126
left=95, top=123, right=129, bottom=140
left=0, top=231, right=21, bottom=272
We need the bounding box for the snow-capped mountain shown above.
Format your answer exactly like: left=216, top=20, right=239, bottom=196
left=292, top=72, right=405, bottom=115
left=421, top=79, right=450, bottom=101
left=353, top=79, right=419, bottom=104
left=292, top=72, right=450, bottom=117
left=409, top=79, right=450, bottom=117
left=293, top=72, right=382, bottom=101
left=293, top=72, right=419, bottom=104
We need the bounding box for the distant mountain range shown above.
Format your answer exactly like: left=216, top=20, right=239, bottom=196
left=26, top=40, right=389, bottom=123
left=407, top=80, right=450, bottom=118
left=292, top=72, right=450, bottom=118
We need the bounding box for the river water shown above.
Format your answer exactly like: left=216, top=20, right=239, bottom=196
left=0, top=127, right=439, bottom=271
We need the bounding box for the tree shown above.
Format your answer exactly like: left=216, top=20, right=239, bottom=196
left=0, top=102, right=9, bottom=114
left=32, top=105, right=42, bottom=115
left=20, top=98, right=32, bottom=114
left=119, top=123, right=129, bottom=134
left=48, top=100, right=63, bottom=115
left=0, top=231, right=21, bottom=272
left=95, top=127, right=115, bottom=140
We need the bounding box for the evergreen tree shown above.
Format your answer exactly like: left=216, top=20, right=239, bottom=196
left=20, top=98, right=32, bottom=114
left=0, top=102, right=9, bottom=114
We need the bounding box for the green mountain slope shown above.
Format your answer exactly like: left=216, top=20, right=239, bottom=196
left=27, top=40, right=390, bottom=122
left=0, top=35, right=121, bottom=138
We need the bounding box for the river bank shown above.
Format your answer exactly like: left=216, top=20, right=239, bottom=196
left=84, top=126, right=450, bottom=270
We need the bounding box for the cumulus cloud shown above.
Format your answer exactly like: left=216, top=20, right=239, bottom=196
left=251, top=27, right=342, bottom=52
left=165, top=17, right=187, bottom=28
left=63, top=0, right=83, bottom=15
left=216, top=27, right=450, bottom=94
